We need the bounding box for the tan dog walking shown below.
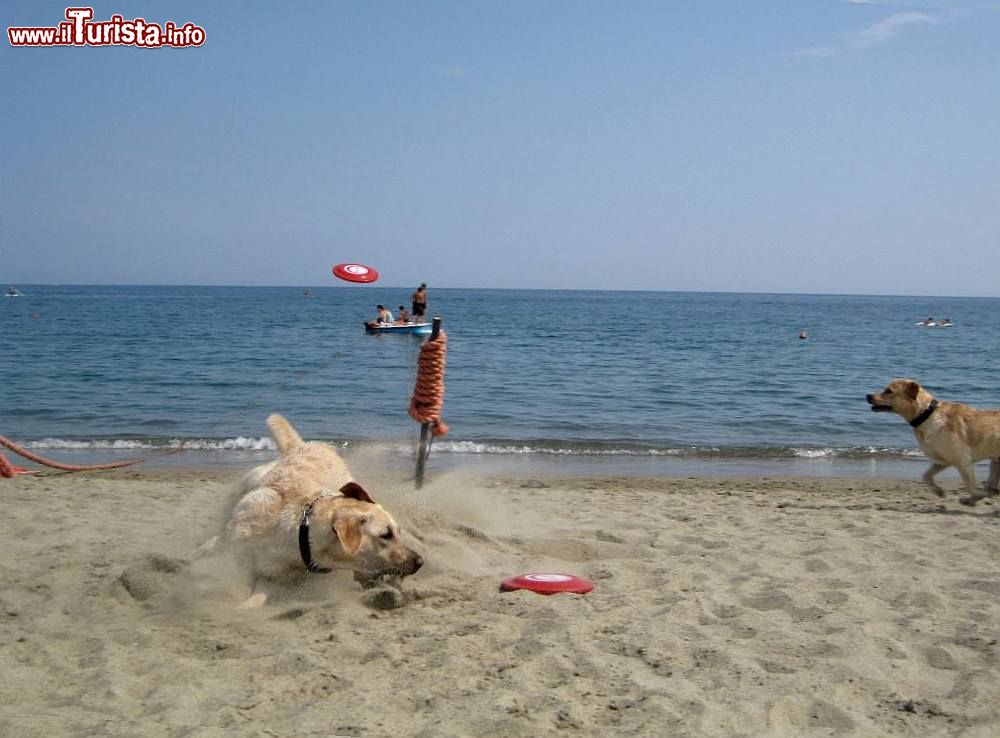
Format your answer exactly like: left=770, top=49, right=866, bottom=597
left=866, top=379, right=1000, bottom=506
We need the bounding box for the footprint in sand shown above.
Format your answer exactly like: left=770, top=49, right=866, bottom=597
left=768, top=696, right=856, bottom=733
left=117, top=554, right=188, bottom=602
left=742, top=592, right=794, bottom=611
left=924, top=646, right=958, bottom=670
left=820, top=590, right=850, bottom=606
left=803, top=558, right=830, bottom=573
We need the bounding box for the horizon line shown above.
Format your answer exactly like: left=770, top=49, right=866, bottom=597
left=4, top=282, right=998, bottom=300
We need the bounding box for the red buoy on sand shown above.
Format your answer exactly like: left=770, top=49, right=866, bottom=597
left=500, top=573, right=594, bottom=595
left=332, top=263, right=380, bottom=283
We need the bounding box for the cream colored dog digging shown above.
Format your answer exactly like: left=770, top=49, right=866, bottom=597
left=867, top=378, right=1000, bottom=506
left=201, top=414, right=423, bottom=607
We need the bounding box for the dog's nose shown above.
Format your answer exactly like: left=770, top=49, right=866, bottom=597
left=865, top=394, right=874, bottom=402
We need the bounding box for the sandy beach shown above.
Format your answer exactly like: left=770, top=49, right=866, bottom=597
left=2, top=465, right=999, bottom=737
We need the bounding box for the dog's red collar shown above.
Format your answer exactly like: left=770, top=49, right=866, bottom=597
left=909, top=399, right=939, bottom=429
left=299, top=491, right=343, bottom=574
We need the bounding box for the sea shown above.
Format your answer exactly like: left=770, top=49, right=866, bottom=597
left=4, top=285, right=1000, bottom=479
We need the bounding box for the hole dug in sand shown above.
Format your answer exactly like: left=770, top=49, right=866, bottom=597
left=116, top=554, right=188, bottom=602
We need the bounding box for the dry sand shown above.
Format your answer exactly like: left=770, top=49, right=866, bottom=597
left=1, top=465, right=999, bottom=737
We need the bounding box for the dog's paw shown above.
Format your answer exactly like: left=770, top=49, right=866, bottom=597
left=238, top=592, right=269, bottom=608
left=353, top=571, right=385, bottom=590
left=959, top=495, right=984, bottom=507
left=354, top=571, right=406, bottom=590
left=362, top=586, right=407, bottom=611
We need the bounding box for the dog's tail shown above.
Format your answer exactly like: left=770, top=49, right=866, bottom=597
left=266, top=414, right=304, bottom=455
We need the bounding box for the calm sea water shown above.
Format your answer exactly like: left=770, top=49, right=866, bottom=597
left=4, top=285, right=999, bottom=476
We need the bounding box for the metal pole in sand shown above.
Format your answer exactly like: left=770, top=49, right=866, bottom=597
left=415, top=316, right=442, bottom=489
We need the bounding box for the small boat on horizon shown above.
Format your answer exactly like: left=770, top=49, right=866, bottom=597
left=364, top=321, right=433, bottom=336
left=915, top=318, right=953, bottom=328
left=5, top=286, right=23, bottom=297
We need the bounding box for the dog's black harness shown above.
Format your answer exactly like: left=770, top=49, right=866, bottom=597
left=298, top=490, right=342, bottom=574
left=909, top=399, right=939, bottom=429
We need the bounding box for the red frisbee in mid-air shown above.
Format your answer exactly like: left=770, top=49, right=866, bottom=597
left=500, top=573, right=594, bottom=595
left=332, top=263, right=380, bottom=284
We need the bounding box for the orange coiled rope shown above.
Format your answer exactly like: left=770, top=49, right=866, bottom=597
left=408, top=330, right=448, bottom=436
left=0, top=434, right=151, bottom=477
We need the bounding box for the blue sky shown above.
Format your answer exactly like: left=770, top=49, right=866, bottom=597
left=3, top=1, right=999, bottom=295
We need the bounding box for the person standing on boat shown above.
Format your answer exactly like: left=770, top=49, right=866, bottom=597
left=411, top=283, right=428, bottom=322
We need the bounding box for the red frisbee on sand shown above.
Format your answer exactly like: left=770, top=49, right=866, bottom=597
left=500, top=573, right=594, bottom=595
left=332, top=263, right=380, bottom=283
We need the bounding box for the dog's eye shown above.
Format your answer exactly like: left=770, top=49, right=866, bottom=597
left=884, top=388, right=892, bottom=394
left=380, top=530, right=394, bottom=540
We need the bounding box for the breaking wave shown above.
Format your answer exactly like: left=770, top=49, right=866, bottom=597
left=17, top=437, right=926, bottom=461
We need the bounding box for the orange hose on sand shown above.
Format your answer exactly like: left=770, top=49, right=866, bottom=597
left=408, top=330, right=448, bottom=436
left=0, top=434, right=151, bottom=477
left=0, top=451, right=30, bottom=478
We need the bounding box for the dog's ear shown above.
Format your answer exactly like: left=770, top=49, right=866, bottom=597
left=333, top=513, right=365, bottom=556
left=904, top=381, right=920, bottom=400
left=339, top=481, right=375, bottom=504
